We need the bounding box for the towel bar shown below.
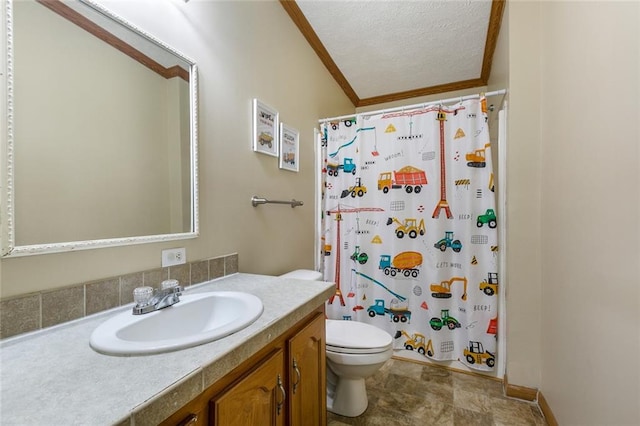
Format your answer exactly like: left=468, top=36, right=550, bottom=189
left=251, top=196, right=303, bottom=208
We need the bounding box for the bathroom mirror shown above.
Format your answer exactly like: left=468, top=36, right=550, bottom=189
left=1, top=0, right=199, bottom=256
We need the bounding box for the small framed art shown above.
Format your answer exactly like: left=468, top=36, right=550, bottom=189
left=279, top=123, right=299, bottom=172
left=252, top=99, right=279, bottom=157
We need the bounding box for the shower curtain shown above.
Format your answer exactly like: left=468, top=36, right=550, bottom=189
left=320, top=96, right=498, bottom=371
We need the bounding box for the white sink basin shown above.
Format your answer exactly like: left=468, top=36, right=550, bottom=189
left=90, top=291, right=263, bottom=356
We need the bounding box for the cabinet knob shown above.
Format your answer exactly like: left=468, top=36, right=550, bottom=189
left=276, top=374, right=286, bottom=415
left=292, top=359, right=301, bottom=394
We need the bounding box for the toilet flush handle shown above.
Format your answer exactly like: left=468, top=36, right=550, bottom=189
left=292, top=359, right=301, bottom=394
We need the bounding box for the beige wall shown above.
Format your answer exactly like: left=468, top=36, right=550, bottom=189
left=507, top=0, right=640, bottom=424
left=538, top=1, right=640, bottom=424
left=0, top=0, right=353, bottom=297
left=504, top=0, right=544, bottom=390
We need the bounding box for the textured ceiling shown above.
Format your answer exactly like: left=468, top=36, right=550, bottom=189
left=282, top=0, right=504, bottom=107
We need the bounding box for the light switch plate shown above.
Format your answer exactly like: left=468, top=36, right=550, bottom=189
left=162, top=248, right=186, bottom=267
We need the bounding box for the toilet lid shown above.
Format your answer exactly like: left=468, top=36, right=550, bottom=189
left=325, top=320, right=392, bottom=352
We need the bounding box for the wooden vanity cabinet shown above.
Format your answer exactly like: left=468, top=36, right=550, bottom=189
left=160, top=308, right=326, bottom=426
left=287, top=312, right=326, bottom=426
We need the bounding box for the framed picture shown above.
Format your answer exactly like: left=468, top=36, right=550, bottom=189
left=279, top=123, right=299, bottom=172
left=252, top=99, right=279, bottom=157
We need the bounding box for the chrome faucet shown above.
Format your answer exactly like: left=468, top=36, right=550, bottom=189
left=132, top=280, right=183, bottom=315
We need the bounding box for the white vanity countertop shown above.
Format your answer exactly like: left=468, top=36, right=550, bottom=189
left=0, top=273, right=334, bottom=426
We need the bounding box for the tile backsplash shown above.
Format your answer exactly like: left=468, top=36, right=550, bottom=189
left=0, top=253, right=239, bottom=339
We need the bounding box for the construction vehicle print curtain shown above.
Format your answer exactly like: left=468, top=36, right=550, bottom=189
left=320, top=97, right=498, bottom=371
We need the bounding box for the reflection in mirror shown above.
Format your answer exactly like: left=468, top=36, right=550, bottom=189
left=2, top=0, right=199, bottom=256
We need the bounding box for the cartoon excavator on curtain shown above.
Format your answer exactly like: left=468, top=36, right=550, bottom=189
left=430, top=276, right=468, bottom=300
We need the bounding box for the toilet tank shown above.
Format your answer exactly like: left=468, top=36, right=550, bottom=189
left=280, top=269, right=323, bottom=281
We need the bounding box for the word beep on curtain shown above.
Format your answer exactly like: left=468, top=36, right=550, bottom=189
left=320, top=97, right=498, bottom=372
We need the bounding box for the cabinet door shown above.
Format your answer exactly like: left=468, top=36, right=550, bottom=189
left=210, top=349, right=286, bottom=426
left=288, top=314, right=326, bottom=426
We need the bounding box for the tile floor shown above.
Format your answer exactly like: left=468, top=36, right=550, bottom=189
left=327, top=358, right=547, bottom=426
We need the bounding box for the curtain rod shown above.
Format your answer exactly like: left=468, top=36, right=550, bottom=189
left=318, top=89, right=507, bottom=123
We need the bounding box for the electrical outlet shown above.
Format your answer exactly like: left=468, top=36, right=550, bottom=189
left=162, top=247, right=186, bottom=267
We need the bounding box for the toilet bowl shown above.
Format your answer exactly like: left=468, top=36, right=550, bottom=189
left=280, top=269, right=393, bottom=417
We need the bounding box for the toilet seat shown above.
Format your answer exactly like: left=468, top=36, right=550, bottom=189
left=325, top=320, right=392, bottom=354
left=326, top=344, right=391, bottom=355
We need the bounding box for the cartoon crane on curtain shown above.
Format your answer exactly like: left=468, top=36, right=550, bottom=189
left=326, top=204, right=384, bottom=305
left=432, top=106, right=465, bottom=219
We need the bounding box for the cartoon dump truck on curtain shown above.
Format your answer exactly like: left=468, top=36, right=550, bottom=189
left=377, top=166, right=427, bottom=193
left=326, top=158, right=356, bottom=177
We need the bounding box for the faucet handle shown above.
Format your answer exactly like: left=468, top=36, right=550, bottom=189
left=133, top=286, right=154, bottom=307
left=161, top=279, right=179, bottom=290
left=161, top=279, right=182, bottom=295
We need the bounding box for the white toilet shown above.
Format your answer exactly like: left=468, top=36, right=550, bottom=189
left=280, top=269, right=393, bottom=417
